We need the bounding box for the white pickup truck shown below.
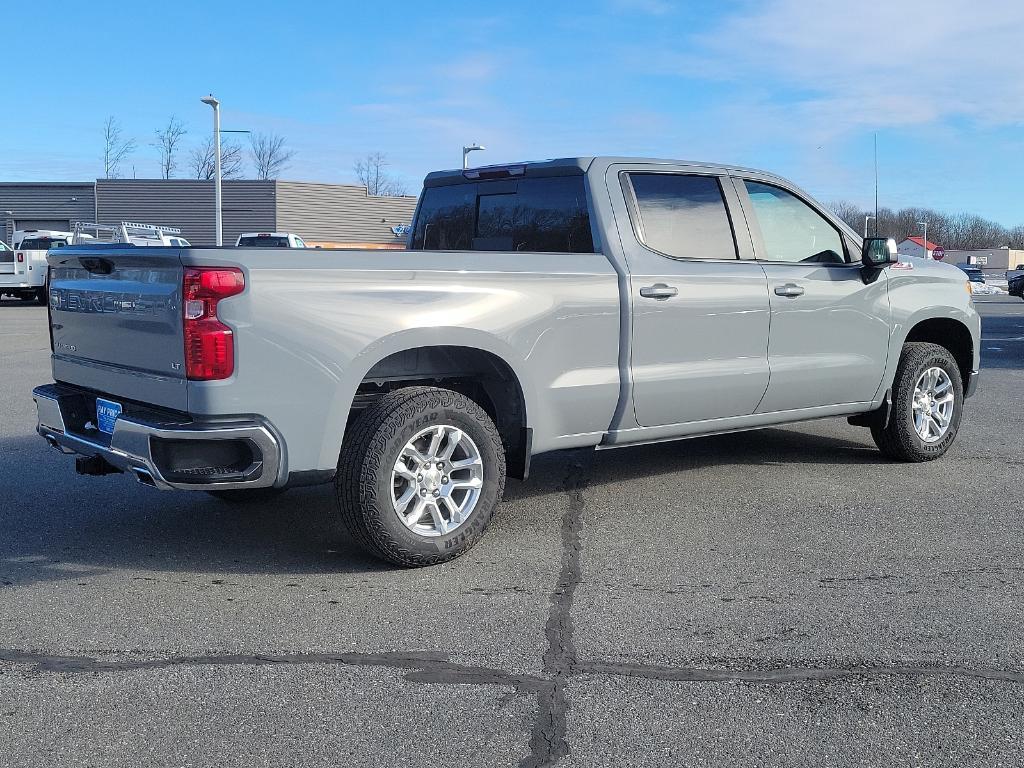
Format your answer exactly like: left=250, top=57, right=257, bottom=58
left=33, top=157, right=981, bottom=566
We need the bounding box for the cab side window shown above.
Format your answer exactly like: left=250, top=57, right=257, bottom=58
left=625, top=173, right=737, bottom=261
left=744, top=181, right=846, bottom=264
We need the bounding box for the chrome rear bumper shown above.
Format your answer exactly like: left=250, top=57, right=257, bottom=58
left=33, top=384, right=282, bottom=491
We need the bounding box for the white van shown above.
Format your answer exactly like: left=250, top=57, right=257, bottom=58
left=1, top=230, right=87, bottom=303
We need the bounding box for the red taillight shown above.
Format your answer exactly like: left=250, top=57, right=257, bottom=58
left=16, top=252, right=24, bottom=263
left=182, top=267, right=244, bottom=380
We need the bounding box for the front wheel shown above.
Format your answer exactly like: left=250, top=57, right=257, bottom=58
left=336, top=386, right=506, bottom=567
left=871, top=342, right=964, bottom=462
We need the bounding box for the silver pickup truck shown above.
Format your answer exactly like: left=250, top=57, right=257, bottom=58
left=34, top=157, right=981, bottom=566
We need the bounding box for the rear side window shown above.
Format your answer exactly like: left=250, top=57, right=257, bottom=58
left=625, top=174, right=737, bottom=260
left=411, top=176, right=595, bottom=253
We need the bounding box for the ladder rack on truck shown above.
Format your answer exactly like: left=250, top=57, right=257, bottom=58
left=71, top=222, right=189, bottom=246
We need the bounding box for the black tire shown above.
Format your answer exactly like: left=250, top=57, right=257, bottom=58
left=871, top=342, right=964, bottom=462
left=19, top=293, right=36, bottom=302
left=205, top=487, right=287, bottom=503
left=36, top=286, right=47, bottom=306
left=336, top=386, right=506, bottom=567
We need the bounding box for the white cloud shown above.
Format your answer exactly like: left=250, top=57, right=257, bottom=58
left=435, top=53, right=502, bottom=83
left=671, top=0, right=1024, bottom=135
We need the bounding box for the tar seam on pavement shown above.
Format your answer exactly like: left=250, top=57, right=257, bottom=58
left=5, top=439, right=1024, bottom=766
left=6, top=442, right=1024, bottom=766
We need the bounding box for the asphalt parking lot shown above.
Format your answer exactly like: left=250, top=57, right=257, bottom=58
left=1, top=296, right=1022, bottom=767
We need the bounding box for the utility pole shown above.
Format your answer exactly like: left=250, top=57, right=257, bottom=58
left=918, top=221, right=929, bottom=258
left=864, top=215, right=876, bottom=238
left=873, top=133, right=879, bottom=236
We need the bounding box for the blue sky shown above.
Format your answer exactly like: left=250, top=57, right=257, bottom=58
left=6, top=0, right=1024, bottom=224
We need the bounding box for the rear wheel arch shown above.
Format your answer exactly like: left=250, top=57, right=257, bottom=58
left=345, top=344, right=532, bottom=479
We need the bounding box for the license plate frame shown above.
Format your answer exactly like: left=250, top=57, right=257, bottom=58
left=95, top=398, right=122, bottom=435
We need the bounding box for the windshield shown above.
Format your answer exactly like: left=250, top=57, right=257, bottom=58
left=238, top=236, right=291, bottom=247
left=19, top=238, right=67, bottom=250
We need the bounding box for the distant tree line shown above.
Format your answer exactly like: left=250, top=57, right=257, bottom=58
left=829, top=200, right=1024, bottom=250
left=100, top=115, right=296, bottom=182
left=100, top=116, right=410, bottom=197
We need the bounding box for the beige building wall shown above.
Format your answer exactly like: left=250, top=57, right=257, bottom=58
left=942, top=248, right=1024, bottom=271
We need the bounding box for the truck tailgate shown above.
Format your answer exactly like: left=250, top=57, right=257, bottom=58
left=47, top=247, right=188, bottom=412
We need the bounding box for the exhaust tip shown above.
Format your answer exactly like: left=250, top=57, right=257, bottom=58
left=132, top=468, right=157, bottom=487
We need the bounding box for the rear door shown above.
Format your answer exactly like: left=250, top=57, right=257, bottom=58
left=48, top=246, right=188, bottom=411
left=734, top=177, right=890, bottom=413
left=611, top=165, right=771, bottom=427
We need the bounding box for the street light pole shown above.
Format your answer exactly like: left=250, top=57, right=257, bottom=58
left=462, top=143, right=485, bottom=169
left=917, top=220, right=928, bottom=259
left=864, top=215, right=876, bottom=238
left=201, top=95, right=222, bottom=246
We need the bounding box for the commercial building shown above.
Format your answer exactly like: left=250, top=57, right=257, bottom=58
left=897, top=236, right=941, bottom=260
left=1, top=179, right=419, bottom=248
left=941, top=247, right=1024, bottom=274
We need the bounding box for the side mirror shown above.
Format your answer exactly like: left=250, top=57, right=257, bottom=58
left=862, top=237, right=898, bottom=268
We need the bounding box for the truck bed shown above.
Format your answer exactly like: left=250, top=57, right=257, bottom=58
left=45, top=244, right=623, bottom=478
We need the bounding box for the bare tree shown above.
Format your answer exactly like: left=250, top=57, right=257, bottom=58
left=189, top=137, right=244, bottom=180
left=153, top=116, right=188, bottom=179
left=249, top=133, right=295, bottom=180
left=828, top=200, right=866, bottom=233
left=102, top=116, right=136, bottom=179
left=354, top=152, right=408, bottom=196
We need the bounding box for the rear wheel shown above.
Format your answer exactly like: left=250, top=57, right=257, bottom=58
left=336, top=386, right=505, bottom=567
left=871, top=342, right=963, bottom=462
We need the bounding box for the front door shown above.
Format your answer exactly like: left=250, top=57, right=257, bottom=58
left=611, top=167, right=771, bottom=428
left=736, top=178, right=890, bottom=413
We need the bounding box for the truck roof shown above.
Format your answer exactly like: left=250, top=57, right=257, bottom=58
left=423, top=156, right=786, bottom=188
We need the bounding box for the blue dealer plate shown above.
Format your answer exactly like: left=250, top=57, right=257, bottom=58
left=95, top=398, right=122, bottom=435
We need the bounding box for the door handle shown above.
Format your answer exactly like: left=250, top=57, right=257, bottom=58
left=640, top=283, right=678, bottom=300
left=774, top=283, right=805, bottom=298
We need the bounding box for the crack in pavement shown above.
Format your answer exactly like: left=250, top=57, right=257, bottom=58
left=5, top=445, right=1024, bottom=766
left=577, top=660, right=1024, bottom=685
left=0, top=649, right=548, bottom=693
left=520, top=449, right=594, bottom=768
